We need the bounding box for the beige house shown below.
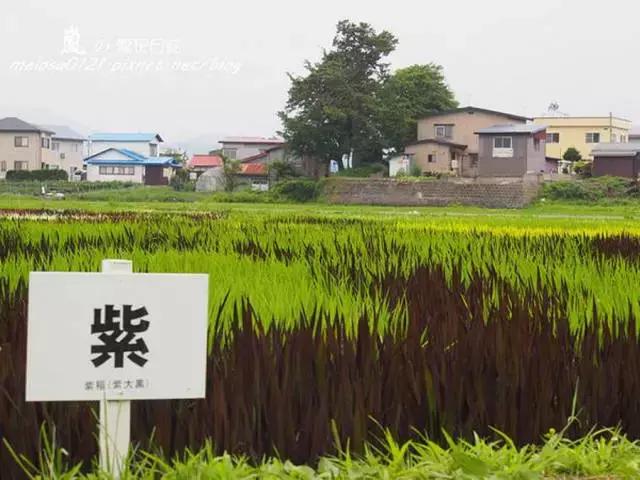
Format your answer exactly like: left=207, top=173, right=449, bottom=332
left=532, top=115, right=632, bottom=160
left=0, top=117, right=57, bottom=178
left=408, top=106, right=530, bottom=176
left=404, top=139, right=467, bottom=175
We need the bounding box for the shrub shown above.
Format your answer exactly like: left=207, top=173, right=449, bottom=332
left=542, top=176, right=634, bottom=201
left=6, top=169, right=68, bottom=181
left=272, top=179, right=320, bottom=202
left=573, top=161, right=592, bottom=179
left=409, top=164, right=422, bottom=177
left=562, top=147, right=583, bottom=162
left=335, top=163, right=387, bottom=178
left=170, top=169, right=195, bottom=191
left=268, top=161, right=299, bottom=180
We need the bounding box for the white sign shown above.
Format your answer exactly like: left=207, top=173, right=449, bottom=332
left=26, top=272, right=209, bottom=402
left=493, top=147, right=514, bottom=158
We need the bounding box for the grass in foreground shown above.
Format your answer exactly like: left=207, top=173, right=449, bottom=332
left=7, top=426, right=640, bottom=479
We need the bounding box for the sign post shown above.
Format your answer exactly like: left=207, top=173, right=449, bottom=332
left=26, top=260, right=209, bottom=479
left=100, top=259, right=133, bottom=478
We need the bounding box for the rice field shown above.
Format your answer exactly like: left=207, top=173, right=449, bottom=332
left=2, top=204, right=640, bottom=478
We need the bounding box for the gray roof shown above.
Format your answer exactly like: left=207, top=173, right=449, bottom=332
left=475, top=124, right=547, bottom=135
left=42, top=124, right=86, bottom=141
left=0, top=117, right=54, bottom=133
left=592, top=142, right=640, bottom=157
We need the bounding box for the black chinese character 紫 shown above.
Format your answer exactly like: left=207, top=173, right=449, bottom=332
left=91, top=304, right=150, bottom=368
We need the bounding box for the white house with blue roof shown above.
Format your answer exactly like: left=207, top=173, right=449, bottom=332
left=88, top=132, right=163, bottom=158
left=85, top=147, right=179, bottom=185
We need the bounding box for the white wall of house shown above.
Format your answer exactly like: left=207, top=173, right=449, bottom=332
left=87, top=164, right=144, bottom=183
left=89, top=140, right=159, bottom=157
left=50, top=139, right=85, bottom=176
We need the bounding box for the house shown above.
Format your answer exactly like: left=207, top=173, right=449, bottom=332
left=408, top=106, right=530, bottom=176
left=218, top=139, right=323, bottom=178
left=237, top=163, right=269, bottom=190
left=404, top=139, right=467, bottom=175
left=188, top=154, right=223, bottom=174
left=41, top=125, right=86, bottom=178
left=591, top=143, right=640, bottom=178
left=84, top=147, right=179, bottom=184
left=88, top=132, right=164, bottom=158
left=0, top=117, right=56, bottom=178
left=475, top=124, right=547, bottom=177
left=532, top=115, right=632, bottom=161
left=219, top=136, right=284, bottom=160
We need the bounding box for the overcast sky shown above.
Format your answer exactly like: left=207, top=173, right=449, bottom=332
left=0, top=0, right=637, bottom=152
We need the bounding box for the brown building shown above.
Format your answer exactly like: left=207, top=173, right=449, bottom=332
left=408, top=106, right=531, bottom=176
left=591, top=143, right=640, bottom=178
left=475, top=124, right=546, bottom=177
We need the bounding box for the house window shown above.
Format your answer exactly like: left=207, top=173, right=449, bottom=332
left=585, top=132, right=600, bottom=143
left=60, top=153, right=66, bottom=159
left=546, top=133, right=560, bottom=143
left=72, top=143, right=79, bottom=152
left=435, top=124, right=453, bottom=138
left=41, top=137, right=50, bottom=149
left=14, top=136, right=29, bottom=147
left=494, top=136, right=512, bottom=149
left=150, top=144, right=158, bottom=157
left=99, top=166, right=135, bottom=175
left=621, top=135, right=627, bottom=143
left=14, top=161, right=28, bottom=170
left=0, top=161, right=5, bottom=172
left=223, top=148, right=237, bottom=159
left=612, top=134, right=618, bottom=143
left=52, top=142, right=60, bottom=151
left=427, top=154, right=435, bottom=163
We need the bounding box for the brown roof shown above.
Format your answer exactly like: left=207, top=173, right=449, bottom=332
left=419, top=106, right=531, bottom=122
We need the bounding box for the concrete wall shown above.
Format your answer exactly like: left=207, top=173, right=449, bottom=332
left=417, top=111, right=527, bottom=154
left=324, top=176, right=542, bottom=208
left=478, top=135, right=546, bottom=177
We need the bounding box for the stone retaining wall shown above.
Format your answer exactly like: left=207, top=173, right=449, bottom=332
left=324, top=175, right=542, bottom=208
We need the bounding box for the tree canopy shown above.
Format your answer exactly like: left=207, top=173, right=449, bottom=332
left=563, top=147, right=583, bottom=162
left=279, top=20, right=457, bottom=166
left=378, top=64, right=458, bottom=152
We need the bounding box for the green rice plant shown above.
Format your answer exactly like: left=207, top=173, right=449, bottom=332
left=2, top=209, right=640, bottom=476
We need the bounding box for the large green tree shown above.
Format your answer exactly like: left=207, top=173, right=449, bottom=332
left=378, top=64, right=458, bottom=152
left=279, top=20, right=397, bottom=165
left=280, top=21, right=457, bottom=167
